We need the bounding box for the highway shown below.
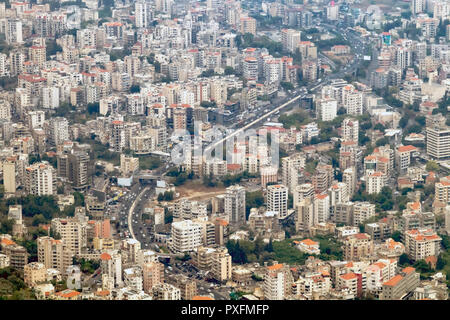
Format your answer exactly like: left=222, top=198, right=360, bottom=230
left=204, top=24, right=368, bottom=155
left=127, top=186, right=151, bottom=240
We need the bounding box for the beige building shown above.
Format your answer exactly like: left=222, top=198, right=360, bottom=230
left=404, top=228, right=441, bottom=261
left=239, top=17, right=256, bottom=35
left=51, top=218, right=87, bottom=255
left=37, top=236, right=73, bottom=274
left=381, top=267, right=420, bottom=300
left=24, top=262, right=47, bottom=287
left=211, top=247, right=232, bottom=282
left=3, top=157, right=16, bottom=194
left=120, top=154, right=139, bottom=175
left=152, top=283, right=181, bottom=300
left=343, top=233, right=373, bottom=261
left=166, top=274, right=197, bottom=300
left=142, top=261, right=164, bottom=294
left=263, top=263, right=294, bottom=300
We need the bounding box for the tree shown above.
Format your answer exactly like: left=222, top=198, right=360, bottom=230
left=130, top=84, right=140, bottom=93
left=280, top=82, right=294, bottom=91
left=399, top=253, right=411, bottom=266
left=436, top=254, right=445, bottom=270
left=425, top=161, right=439, bottom=172
left=87, top=102, right=99, bottom=114
left=391, top=230, right=402, bottom=242
left=375, top=137, right=389, bottom=147
left=224, top=66, right=235, bottom=75
left=399, top=116, right=408, bottom=128
left=265, top=238, right=274, bottom=252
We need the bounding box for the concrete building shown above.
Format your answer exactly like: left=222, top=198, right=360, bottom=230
left=37, top=236, right=72, bottom=274
left=267, top=184, right=288, bottom=218
left=343, top=233, right=373, bottom=261
left=263, top=263, right=294, bottom=300
left=25, top=162, right=56, bottom=196
left=404, top=228, right=441, bottom=262
left=224, top=185, right=246, bottom=224
left=142, top=262, right=164, bottom=294
left=24, top=262, right=46, bottom=287
left=170, top=220, right=203, bottom=253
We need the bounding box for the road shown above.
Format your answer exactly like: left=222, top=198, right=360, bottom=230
left=204, top=24, right=368, bottom=155
left=127, top=186, right=151, bottom=240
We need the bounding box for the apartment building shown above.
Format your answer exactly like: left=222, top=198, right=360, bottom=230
left=211, top=247, right=232, bottom=282
left=24, top=262, right=46, bottom=287
left=404, top=229, right=441, bottom=261
left=170, top=220, right=203, bottom=253
left=267, top=184, right=289, bottom=219
left=37, top=236, right=72, bottom=274
left=263, top=264, right=294, bottom=300
left=224, top=185, right=246, bottom=224
left=366, top=171, right=387, bottom=195
left=25, top=161, right=56, bottom=196
left=51, top=218, right=87, bottom=255
left=352, top=202, right=376, bottom=227
left=142, top=262, right=165, bottom=294
left=152, top=283, right=181, bottom=300
left=343, top=233, right=373, bottom=261
left=381, top=267, right=420, bottom=300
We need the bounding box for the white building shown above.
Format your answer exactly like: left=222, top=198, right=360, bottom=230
left=170, top=220, right=202, bottom=253
left=317, top=98, right=337, bottom=121
left=267, top=184, right=289, bottom=218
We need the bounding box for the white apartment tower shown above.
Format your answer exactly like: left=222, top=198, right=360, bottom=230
left=170, top=220, right=203, bottom=253
left=135, top=1, right=153, bottom=28
left=25, top=162, right=56, bottom=196
left=267, top=184, right=289, bottom=218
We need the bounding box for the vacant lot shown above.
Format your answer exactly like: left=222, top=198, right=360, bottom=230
left=176, top=180, right=226, bottom=200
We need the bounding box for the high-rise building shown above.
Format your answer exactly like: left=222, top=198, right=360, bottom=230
left=51, top=218, right=87, bottom=255
left=3, top=157, right=17, bottom=194
left=142, top=261, right=164, bottom=294
left=239, top=17, right=256, bottom=35
left=426, top=123, right=450, bottom=160
left=314, top=193, right=330, bottom=223
left=25, top=162, right=56, bottom=196
left=411, top=0, right=426, bottom=14
left=224, top=185, right=246, bottom=224
left=295, top=197, right=315, bottom=232
left=100, top=251, right=123, bottom=287
left=317, top=97, right=338, bottom=121
left=366, top=171, right=387, bottom=195
left=281, top=29, right=301, bottom=53
left=6, top=19, right=23, bottom=44
left=120, top=154, right=139, bottom=176
left=48, top=117, right=69, bottom=147
left=170, top=220, right=203, bottom=253
left=352, top=202, right=376, bottom=227
left=343, top=233, right=373, bottom=261
left=293, top=183, right=314, bottom=208
left=135, top=0, right=153, bottom=28
left=110, top=120, right=125, bottom=152
left=263, top=264, right=294, bottom=300
left=267, top=184, right=289, bottom=218
left=211, top=247, right=232, bottom=282
left=68, top=151, right=90, bottom=191
left=37, top=236, right=72, bottom=274
left=24, top=262, right=46, bottom=287
left=404, top=229, right=441, bottom=261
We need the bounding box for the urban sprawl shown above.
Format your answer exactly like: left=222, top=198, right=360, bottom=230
left=0, top=0, right=449, bottom=301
